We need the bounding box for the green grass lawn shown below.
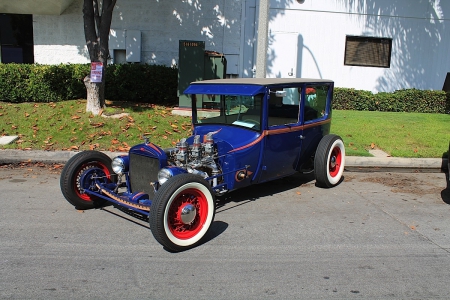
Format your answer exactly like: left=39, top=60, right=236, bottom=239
left=0, top=100, right=193, bottom=152
left=0, top=101, right=448, bottom=158
left=331, top=110, right=449, bottom=158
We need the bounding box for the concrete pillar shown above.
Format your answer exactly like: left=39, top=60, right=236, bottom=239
left=255, top=0, right=269, bottom=78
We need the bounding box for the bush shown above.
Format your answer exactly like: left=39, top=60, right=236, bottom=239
left=0, top=64, right=32, bottom=102
left=333, top=88, right=375, bottom=111
left=0, top=63, right=88, bottom=102
left=105, top=64, right=178, bottom=104
left=0, top=63, right=448, bottom=112
left=27, top=64, right=88, bottom=102
left=333, top=87, right=448, bottom=114
left=0, top=63, right=178, bottom=105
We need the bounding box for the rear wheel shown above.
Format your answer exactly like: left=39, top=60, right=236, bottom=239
left=150, top=173, right=215, bottom=252
left=314, top=134, right=345, bottom=188
left=60, top=151, right=114, bottom=209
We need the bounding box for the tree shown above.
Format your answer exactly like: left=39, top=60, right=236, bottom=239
left=82, top=0, right=117, bottom=115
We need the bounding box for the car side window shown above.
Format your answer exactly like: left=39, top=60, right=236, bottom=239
left=268, top=88, right=300, bottom=127
left=304, top=85, right=329, bottom=122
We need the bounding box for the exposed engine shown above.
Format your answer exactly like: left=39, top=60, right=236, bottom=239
left=165, top=132, right=222, bottom=187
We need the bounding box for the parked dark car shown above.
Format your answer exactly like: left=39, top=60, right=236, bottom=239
left=60, top=78, right=345, bottom=251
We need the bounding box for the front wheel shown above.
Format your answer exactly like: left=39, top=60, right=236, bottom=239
left=149, top=173, right=216, bottom=252
left=314, top=134, right=345, bottom=188
left=60, top=151, right=114, bottom=209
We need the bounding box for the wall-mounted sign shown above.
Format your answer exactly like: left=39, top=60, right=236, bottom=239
left=90, top=62, right=103, bottom=83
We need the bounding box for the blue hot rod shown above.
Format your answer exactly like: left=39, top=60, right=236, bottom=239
left=60, top=78, right=345, bottom=251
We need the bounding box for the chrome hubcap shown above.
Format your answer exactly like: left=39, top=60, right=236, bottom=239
left=180, top=204, right=197, bottom=224
left=330, top=156, right=336, bottom=169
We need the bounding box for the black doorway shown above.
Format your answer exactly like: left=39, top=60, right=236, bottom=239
left=0, top=13, right=34, bottom=63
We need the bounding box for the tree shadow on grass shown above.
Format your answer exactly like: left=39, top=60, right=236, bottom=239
left=103, top=100, right=159, bottom=115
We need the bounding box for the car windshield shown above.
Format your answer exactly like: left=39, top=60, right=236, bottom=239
left=194, top=94, right=263, bottom=131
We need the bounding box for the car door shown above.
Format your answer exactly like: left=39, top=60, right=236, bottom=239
left=296, top=84, right=332, bottom=172
left=258, top=87, right=303, bottom=182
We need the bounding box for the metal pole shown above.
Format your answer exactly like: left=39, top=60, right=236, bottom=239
left=255, top=0, right=269, bottom=78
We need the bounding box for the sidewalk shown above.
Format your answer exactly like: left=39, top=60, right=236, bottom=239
left=0, top=149, right=447, bottom=173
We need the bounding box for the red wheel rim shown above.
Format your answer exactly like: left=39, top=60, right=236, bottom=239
left=74, top=162, right=111, bottom=201
left=167, top=188, right=209, bottom=240
left=329, top=146, right=342, bottom=178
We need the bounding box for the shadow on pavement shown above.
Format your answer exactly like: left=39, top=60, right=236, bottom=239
left=442, top=146, right=450, bottom=204
left=216, top=172, right=316, bottom=213
left=442, top=169, right=450, bottom=205
left=97, top=172, right=323, bottom=250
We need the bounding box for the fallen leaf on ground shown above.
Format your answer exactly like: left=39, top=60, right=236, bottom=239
left=90, top=122, right=105, bottom=128
left=118, top=146, right=130, bottom=152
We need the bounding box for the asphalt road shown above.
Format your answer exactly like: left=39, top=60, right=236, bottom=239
left=1, top=164, right=450, bottom=299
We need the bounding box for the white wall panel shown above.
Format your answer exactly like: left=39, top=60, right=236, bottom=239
left=109, top=29, right=126, bottom=49
left=32, top=0, right=450, bottom=92
left=125, top=30, right=141, bottom=63
left=33, top=0, right=88, bottom=63
left=34, top=0, right=242, bottom=68
left=267, top=0, right=450, bottom=92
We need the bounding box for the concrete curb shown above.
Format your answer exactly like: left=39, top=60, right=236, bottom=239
left=0, top=149, right=448, bottom=172
left=0, top=150, right=126, bottom=164
left=344, top=156, right=447, bottom=172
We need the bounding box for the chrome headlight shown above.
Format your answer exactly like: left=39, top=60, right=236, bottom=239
left=158, top=168, right=173, bottom=185
left=112, top=157, right=125, bottom=174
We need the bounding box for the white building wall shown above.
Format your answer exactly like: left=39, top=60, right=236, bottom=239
left=33, top=0, right=89, bottom=64
left=33, top=0, right=243, bottom=69
left=32, top=0, right=450, bottom=92
left=266, top=0, right=450, bottom=92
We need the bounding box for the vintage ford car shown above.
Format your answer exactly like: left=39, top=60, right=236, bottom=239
left=60, top=78, right=345, bottom=251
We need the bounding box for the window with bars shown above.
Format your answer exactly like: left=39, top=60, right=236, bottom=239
left=344, top=36, right=392, bottom=68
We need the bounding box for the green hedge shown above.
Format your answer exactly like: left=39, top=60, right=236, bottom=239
left=333, top=87, right=449, bottom=114
left=1, top=63, right=449, bottom=113
left=0, top=64, right=87, bottom=102
left=0, top=63, right=178, bottom=105
left=105, top=64, right=178, bottom=104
